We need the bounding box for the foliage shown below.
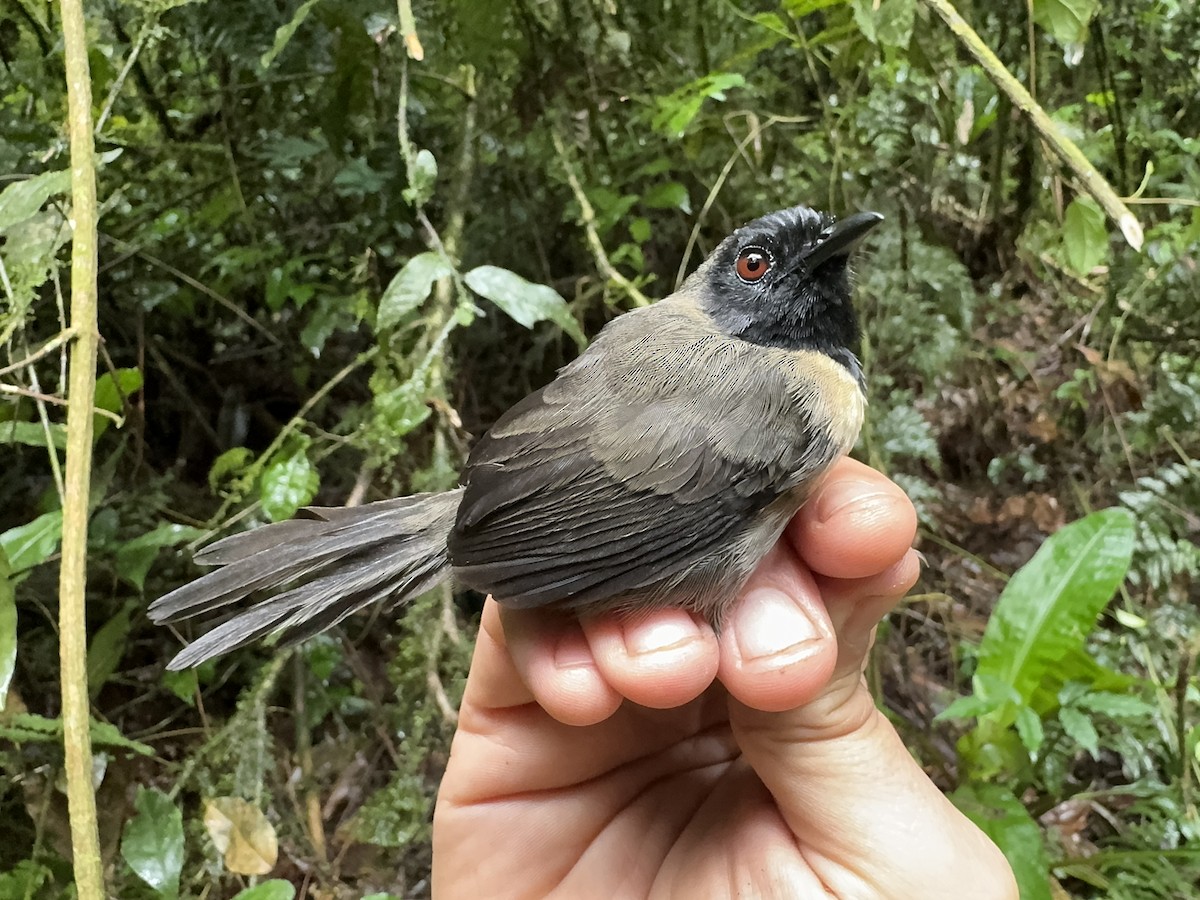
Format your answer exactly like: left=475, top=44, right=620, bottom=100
left=0, top=0, right=1197, bottom=896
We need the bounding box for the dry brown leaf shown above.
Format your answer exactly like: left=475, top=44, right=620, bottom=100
left=203, top=796, right=278, bottom=875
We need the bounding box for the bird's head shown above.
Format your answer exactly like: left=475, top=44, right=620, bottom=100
left=694, top=205, right=883, bottom=378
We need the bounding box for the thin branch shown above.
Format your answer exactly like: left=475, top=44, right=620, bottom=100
left=0, top=330, right=76, bottom=377
left=551, top=128, right=651, bottom=308
left=921, top=0, right=1144, bottom=251
left=57, top=0, right=105, bottom=894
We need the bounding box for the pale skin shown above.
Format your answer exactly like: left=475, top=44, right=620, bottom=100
left=432, top=459, right=1018, bottom=899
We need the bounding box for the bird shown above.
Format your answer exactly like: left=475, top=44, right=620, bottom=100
left=149, top=205, right=884, bottom=670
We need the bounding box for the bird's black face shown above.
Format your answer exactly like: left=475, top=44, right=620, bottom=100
left=697, top=205, right=882, bottom=380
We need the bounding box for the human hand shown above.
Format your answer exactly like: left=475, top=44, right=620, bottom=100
left=431, top=458, right=1016, bottom=899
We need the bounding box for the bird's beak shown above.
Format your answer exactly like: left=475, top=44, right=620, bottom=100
left=802, top=211, right=884, bottom=271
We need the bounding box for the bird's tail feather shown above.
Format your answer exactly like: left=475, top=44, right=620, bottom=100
left=149, top=489, right=463, bottom=670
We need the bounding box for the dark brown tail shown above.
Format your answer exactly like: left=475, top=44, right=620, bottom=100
left=149, top=489, right=463, bottom=670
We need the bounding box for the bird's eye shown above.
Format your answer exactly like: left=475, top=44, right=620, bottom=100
left=735, top=247, right=771, bottom=283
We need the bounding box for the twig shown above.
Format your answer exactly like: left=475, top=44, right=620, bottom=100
left=95, top=21, right=153, bottom=134
left=551, top=128, right=651, bottom=308
left=57, top=0, right=105, bottom=893
left=0, top=383, right=123, bottom=423
left=921, top=0, right=1144, bottom=251
left=0, top=330, right=75, bottom=377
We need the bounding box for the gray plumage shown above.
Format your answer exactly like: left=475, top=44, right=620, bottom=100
left=149, top=206, right=881, bottom=669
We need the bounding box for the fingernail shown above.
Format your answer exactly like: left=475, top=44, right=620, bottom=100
left=815, top=482, right=892, bottom=523
left=554, top=630, right=594, bottom=669
left=736, top=587, right=824, bottom=661
left=625, top=616, right=702, bottom=656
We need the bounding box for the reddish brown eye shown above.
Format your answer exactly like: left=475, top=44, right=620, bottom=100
left=735, top=248, right=770, bottom=283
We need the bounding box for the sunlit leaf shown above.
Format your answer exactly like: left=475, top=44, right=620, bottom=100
left=404, top=149, right=438, bottom=208
left=0, top=510, right=63, bottom=573
left=377, top=251, right=453, bottom=332
left=0, top=170, right=70, bottom=235
left=121, top=787, right=184, bottom=898
left=1059, top=706, right=1101, bottom=758
left=650, top=72, right=746, bottom=138
left=204, top=797, right=278, bottom=876
left=209, top=447, right=254, bottom=493
left=260, top=451, right=319, bottom=522
left=975, top=508, right=1134, bottom=714
left=464, top=265, right=586, bottom=348
left=642, top=181, right=691, bottom=213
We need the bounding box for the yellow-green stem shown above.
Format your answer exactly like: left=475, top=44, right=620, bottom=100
left=58, top=0, right=104, bottom=895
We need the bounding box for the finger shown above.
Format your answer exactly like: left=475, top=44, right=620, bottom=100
left=716, top=542, right=839, bottom=713
left=580, top=609, right=719, bottom=709
left=464, top=599, right=623, bottom=727
left=790, top=457, right=917, bottom=581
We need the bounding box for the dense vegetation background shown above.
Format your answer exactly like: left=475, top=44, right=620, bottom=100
left=1, top=0, right=1197, bottom=897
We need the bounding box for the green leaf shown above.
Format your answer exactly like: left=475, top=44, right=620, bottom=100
left=209, top=447, right=254, bottom=492
left=115, top=523, right=208, bottom=592
left=465, top=265, right=586, bottom=348
left=0, top=510, right=63, bottom=573
left=377, top=252, right=454, bottom=332
left=121, top=787, right=184, bottom=898
left=876, top=0, right=916, bottom=49
left=650, top=72, right=746, bottom=138
left=261, top=0, right=325, bottom=69
left=403, top=149, right=438, bottom=208
left=642, top=181, right=691, bottom=213
left=1014, top=704, right=1044, bottom=754
left=1063, top=196, right=1108, bottom=274
left=0, top=170, right=70, bottom=235
left=230, top=881, right=296, bottom=900
left=0, top=712, right=153, bottom=754
left=952, top=784, right=1052, bottom=900
left=1073, top=691, right=1155, bottom=719
left=975, top=508, right=1134, bottom=713
left=260, top=451, right=319, bottom=522
left=1032, top=0, right=1097, bottom=45
left=87, top=602, right=133, bottom=698
left=0, top=420, right=67, bottom=449
left=93, top=367, right=143, bottom=439
left=1059, top=706, right=1101, bottom=758
left=0, top=551, right=15, bottom=711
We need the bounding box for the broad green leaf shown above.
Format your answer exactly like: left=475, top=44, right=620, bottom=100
left=260, top=451, right=319, bottom=522
left=0, top=170, right=70, bottom=235
left=952, top=784, right=1052, bottom=900
left=230, top=881, right=296, bottom=900
left=87, top=602, right=133, bottom=698
left=0, top=510, right=63, bottom=573
left=261, top=0, right=325, bottom=69
left=1063, top=196, right=1108, bottom=274
left=642, top=181, right=691, bottom=213
left=373, top=376, right=433, bottom=439
left=1059, top=706, right=1101, bottom=758
left=115, top=523, right=208, bottom=591
left=377, top=252, right=453, bottom=332
left=464, top=265, right=586, bottom=348
left=975, top=508, right=1134, bottom=713
left=0, top=420, right=67, bottom=449
left=93, top=367, right=144, bottom=439
left=0, top=551, right=15, bottom=711
left=784, top=0, right=847, bottom=15
left=121, top=787, right=184, bottom=898
left=1032, top=0, right=1097, bottom=45
left=1073, top=692, right=1155, bottom=719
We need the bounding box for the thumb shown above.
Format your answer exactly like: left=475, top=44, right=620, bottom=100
left=720, top=544, right=1012, bottom=898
